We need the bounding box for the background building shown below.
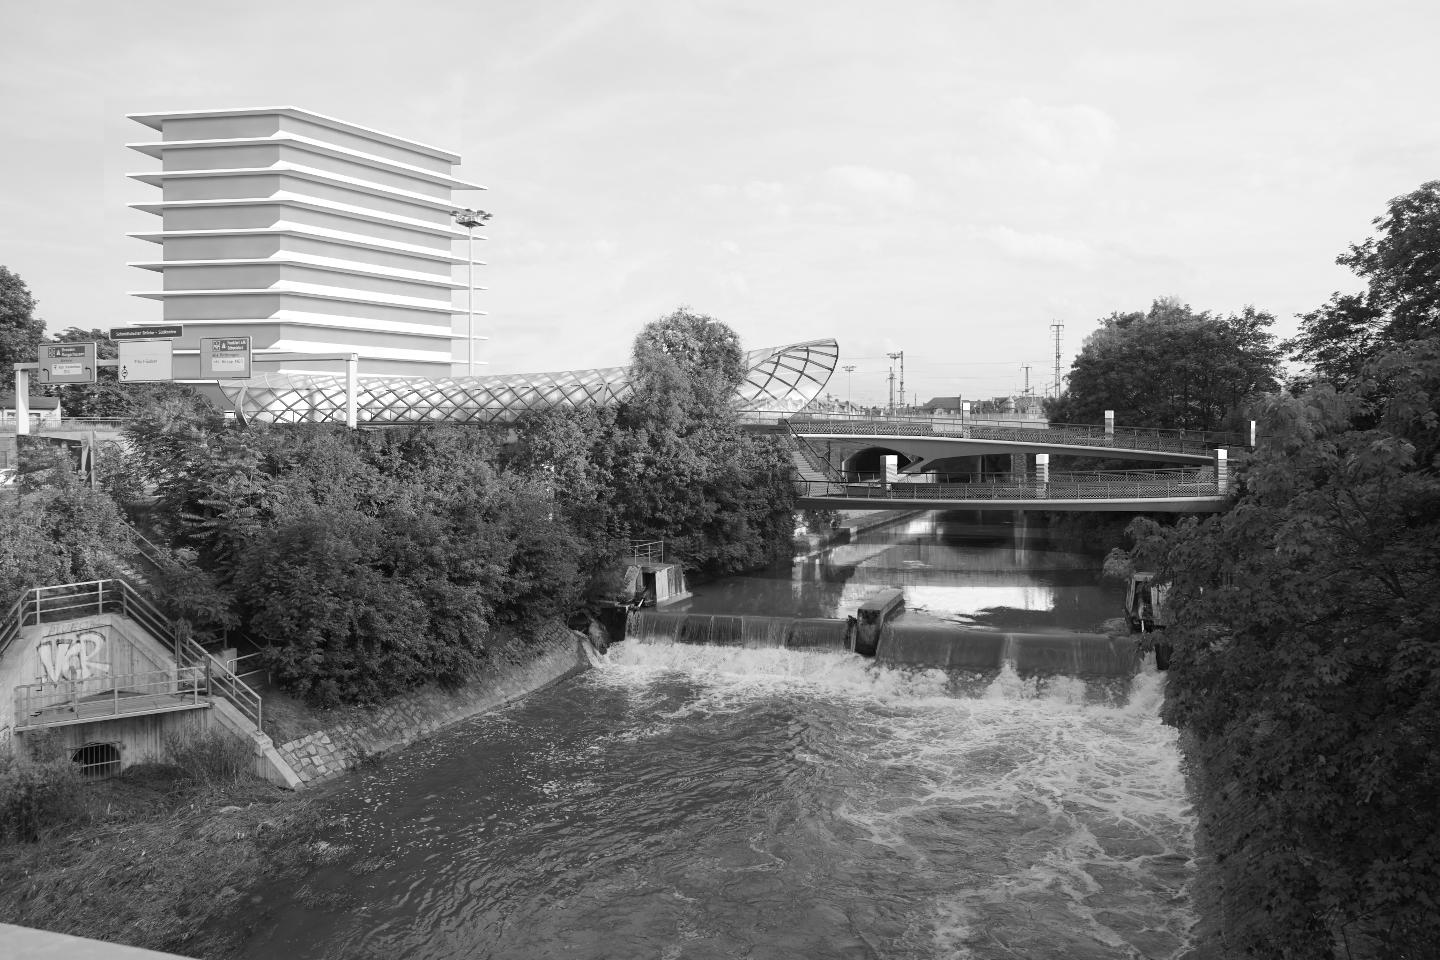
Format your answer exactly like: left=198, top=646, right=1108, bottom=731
left=127, top=106, right=483, bottom=378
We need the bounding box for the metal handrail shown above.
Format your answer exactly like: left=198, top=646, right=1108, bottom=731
left=1, top=579, right=265, bottom=736
left=785, top=425, right=847, bottom=483
left=625, top=539, right=665, bottom=564
left=15, top=668, right=211, bottom=729
left=0, top=591, right=26, bottom=660
left=0, top=416, right=133, bottom=431
left=794, top=467, right=1224, bottom=503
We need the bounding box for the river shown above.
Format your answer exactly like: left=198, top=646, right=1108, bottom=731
left=228, top=511, right=1196, bottom=959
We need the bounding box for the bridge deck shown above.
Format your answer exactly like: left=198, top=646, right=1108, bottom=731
left=768, top=414, right=1244, bottom=464
left=794, top=474, right=1226, bottom=513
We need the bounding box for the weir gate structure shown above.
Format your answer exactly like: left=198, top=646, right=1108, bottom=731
left=11, top=336, right=1247, bottom=512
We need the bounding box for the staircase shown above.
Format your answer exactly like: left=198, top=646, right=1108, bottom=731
left=784, top=422, right=847, bottom=491
left=2, top=579, right=265, bottom=735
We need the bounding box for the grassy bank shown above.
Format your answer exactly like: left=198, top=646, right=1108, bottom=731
left=0, top=741, right=328, bottom=959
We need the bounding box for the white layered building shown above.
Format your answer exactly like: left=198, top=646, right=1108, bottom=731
left=127, top=106, right=485, bottom=378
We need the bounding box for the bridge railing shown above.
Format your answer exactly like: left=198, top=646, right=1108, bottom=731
left=794, top=467, right=1222, bottom=502
left=0, top=415, right=135, bottom=433
left=766, top=411, right=1246, bottom=456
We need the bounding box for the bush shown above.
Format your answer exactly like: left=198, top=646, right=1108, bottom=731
left=0, top=738, right=87, bottom=842
left=162, top=730, right=253, bottom=787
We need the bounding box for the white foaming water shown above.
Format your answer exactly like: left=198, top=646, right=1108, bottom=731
left=600, top=639, right=1196, bottom=959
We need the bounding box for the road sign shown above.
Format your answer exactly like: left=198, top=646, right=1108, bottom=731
left=118, top=340, right=173, bottom=382
left=39, top=342, right=97, bottom=384
left=111, top=325, right=183, bottom=341
left=200, top=336, right=252, bottom=380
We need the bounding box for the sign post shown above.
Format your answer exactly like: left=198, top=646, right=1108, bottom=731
left=200, top=337, right=252, bottom=380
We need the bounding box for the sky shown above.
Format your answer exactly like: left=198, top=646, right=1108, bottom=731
left=3, top=0, right=1438, bottom=406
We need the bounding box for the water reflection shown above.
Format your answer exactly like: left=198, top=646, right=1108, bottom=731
left=678, top=510, right=1119, bottom=632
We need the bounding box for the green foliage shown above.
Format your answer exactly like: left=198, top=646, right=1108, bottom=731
left=1127, top=339, right=1440, bottom=958
left=122, top=408, right=587, bottom=706
left=0, top=461, right=136, bottom=602
left=505, top=308, right=796, bottom=581
left=1046, top=297, right=1281, bottom=433
left=0, top=265, right=44, bottom=394
left=1288, top=181, right=1440, bottom=389
left=0, top=737, right=87, bottom=843
left=161, top=730, right=254, bottom=787
left=631, top=306, right=746, bottom=414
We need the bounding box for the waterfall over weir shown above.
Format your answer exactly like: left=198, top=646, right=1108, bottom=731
left=628, top=611, right=854, bottom=650
left=627, top=611, right=1141, bottom=677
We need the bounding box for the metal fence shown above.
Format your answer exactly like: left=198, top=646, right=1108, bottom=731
left=625, top=539, right=666, bottom=564
left=794, top=467, right=1222, bottom=503
left=0, top=579, right=264, bottom=735
left=0, top=415, right=133, bottom=433
left=784, top=414, right=1242, bottom=457
left=15, top=668, right=211, bottom=730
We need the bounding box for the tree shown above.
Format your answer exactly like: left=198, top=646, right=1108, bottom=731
left=503, top=307, right=797, bottom=582
left=1287, top=180, right=1440, bottom=389
left=1125, top=339, right=1440, bottom=957
left=0, top=266, right=44, bottom=394
left=0, top=462, right=136, bottom=602
left=1046, top=298, right=1281, bottom=433
left=630, top=306, right=746, bottom=414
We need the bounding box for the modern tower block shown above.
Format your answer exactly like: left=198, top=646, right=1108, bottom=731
left=127, top=106, right=484, bottom=379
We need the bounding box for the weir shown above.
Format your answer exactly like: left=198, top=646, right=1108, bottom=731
left=627, top=611, right=1140, bottom=677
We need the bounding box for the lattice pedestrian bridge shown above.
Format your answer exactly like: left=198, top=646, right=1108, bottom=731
left=11, top=338, right=1246, bottom=512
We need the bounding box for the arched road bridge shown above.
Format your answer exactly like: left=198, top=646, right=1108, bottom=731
left=766, top=411, right=1246, bottom=512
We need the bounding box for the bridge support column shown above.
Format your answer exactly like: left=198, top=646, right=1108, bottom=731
left=1215, top=448, right=1229, bottom=494
left=1036, top=453, right=1049, bottom=487
left=1104, top=409, right=1115, bottom=437
left=14, top=367, right=30, bottom=436
left=345, top=354, right=359, bottom=429
left=1248, top=420, right=1256, bottom=449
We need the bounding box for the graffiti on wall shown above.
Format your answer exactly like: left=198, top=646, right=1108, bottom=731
left=36, top=629, right=111, bottom=683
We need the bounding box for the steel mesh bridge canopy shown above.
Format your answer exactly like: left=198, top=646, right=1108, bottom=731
left=220, top=339, right=839, bottom=426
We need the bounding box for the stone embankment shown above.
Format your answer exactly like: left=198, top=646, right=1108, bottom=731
left=273, top=623, right=588, bottom=786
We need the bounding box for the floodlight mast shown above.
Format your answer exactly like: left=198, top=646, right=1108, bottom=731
left=452, top=208, right=491, bottom=377
left=886, top=351, right=903, bottom=413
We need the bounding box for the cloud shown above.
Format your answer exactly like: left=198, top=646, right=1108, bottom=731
left=1004, top=98, right=1116, bottom=157
left=986, top=226, right=1095, bottom=266
left=998, top=98, right=1118, bottom=184
left=822, top=165, right=918, bottom=206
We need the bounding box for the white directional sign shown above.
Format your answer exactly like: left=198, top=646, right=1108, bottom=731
left=118, top=340, right=173, bottom=382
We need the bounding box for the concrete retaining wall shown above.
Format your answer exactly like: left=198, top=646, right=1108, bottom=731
left=274, top=624, right=588, bottom=786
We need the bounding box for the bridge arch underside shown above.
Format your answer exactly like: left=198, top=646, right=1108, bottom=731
left=842, top=446, right=917, bottom=475
left=809, top=435, right=1214, bottom=471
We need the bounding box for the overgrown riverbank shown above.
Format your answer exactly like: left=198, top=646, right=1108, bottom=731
left=0, top=745, right=324, bottom=957
left=0, top=621, right=591, bottom=957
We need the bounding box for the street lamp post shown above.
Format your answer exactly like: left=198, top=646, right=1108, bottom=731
left=842, top=364, right=855, bottom=415
left=451, top=208, right=490, bottom=376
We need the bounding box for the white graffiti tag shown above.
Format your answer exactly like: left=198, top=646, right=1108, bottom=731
left=37, top=630, right=111, bottom=682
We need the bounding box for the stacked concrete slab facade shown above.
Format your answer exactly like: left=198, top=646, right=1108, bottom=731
left=127, top=106, right=483, bottom=378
